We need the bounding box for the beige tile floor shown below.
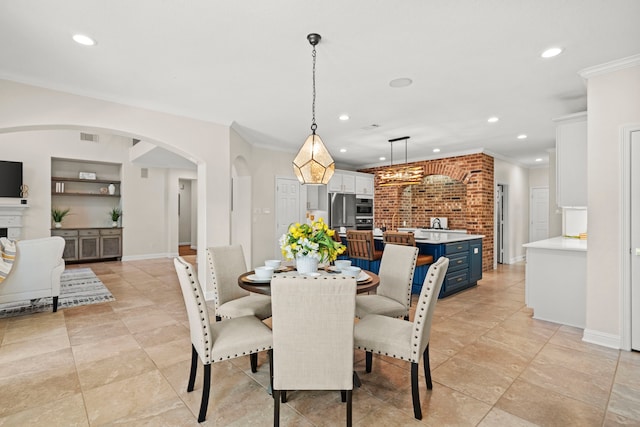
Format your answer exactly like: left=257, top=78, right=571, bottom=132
left=0, top=258, right=639, bottom=426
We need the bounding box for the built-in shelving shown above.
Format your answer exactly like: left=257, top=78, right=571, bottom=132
left=51, top=158, right=123, bottom=262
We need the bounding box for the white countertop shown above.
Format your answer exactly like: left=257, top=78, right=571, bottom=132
left=342, top=231, right=484, bottom=244
left=397, top=227, right=468, bottom=234
left=522, top=236, right=587, bottom=252
left=412, top=232, right=484, bottom=244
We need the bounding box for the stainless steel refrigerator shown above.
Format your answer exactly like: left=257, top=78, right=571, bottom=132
left=328, top=193, right=356, bottom=230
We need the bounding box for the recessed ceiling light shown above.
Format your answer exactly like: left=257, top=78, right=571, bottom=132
left=433, top=148, right=441, bottom=153
left=487, top=117, right=499, bottom=123
left=339, top=114, right=350, bottom=121
left=339, top=148, right=347, bottom=153
left=73, top=34, right=96, bottom=46
left=379, top=156, right=386, bottom=161
left=517, top=134, right=527, bottom=140
left=535, top=158, right=543, bottom=162
left=389, top=78, right=412, bottom=88
left=541, top=47, right=562, bottom=58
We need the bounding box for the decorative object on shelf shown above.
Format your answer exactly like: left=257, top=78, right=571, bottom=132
left=279, top=218, right=346, bottom=273
left=99, top=187, right=108, bottom=194
left=54, top=182, right=65, bottom=193
left=109, top=207, right=122, bottom=227
left=292, top=33, right=335, bottom=185
left=377, top=136, right=425, bottom=187
left=78, top=172, right=97, bottom=180
left=108, top=183, right=116, bottom=195
left=51, top=207, right=71, bottom=228
left=19, top=184, right=29, bottom=198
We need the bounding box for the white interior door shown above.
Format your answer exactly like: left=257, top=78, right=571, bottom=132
left=530, top=187, right=549, bottom=242
left=275, top=177, right=301, bottom=258
left=631, top=131, right=640, bottom=350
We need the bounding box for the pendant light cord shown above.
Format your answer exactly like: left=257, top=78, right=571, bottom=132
left=311, top=43, right=317, bottom=133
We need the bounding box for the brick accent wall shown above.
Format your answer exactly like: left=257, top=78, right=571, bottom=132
left=359, top=153, right=494, bottom=272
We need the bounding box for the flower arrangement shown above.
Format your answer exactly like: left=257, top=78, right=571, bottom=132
left=279, top=217, right=346, bottom=263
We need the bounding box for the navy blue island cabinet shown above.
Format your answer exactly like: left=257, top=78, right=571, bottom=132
left=415, top=238, right=483, bottom=298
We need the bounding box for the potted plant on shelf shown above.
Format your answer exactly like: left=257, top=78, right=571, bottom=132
left=109, top=207, right=122, bottom=227
left=279, top=217, right=346, bottom=274
left=51, top=207, right=71, bottom=228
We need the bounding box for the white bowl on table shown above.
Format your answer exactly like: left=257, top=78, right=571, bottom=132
left=254, top=266, right=275, bottom=279
left=265, top=259, right=281, bottom=269
left=334, top=260, right=352, bottom=270
left=342, top=266, right=361, bottom=278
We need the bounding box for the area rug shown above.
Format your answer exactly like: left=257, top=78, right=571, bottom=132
left=0, top=268, right=115, bottom=319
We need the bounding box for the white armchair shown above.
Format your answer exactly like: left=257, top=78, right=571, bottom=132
left=0, top=236, right=66, bottom=312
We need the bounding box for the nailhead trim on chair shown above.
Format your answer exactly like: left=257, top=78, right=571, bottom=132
left=206, top=250, right=223, bottom=314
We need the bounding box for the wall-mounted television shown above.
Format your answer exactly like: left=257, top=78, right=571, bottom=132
left=0, top=161, right=23, bottom=198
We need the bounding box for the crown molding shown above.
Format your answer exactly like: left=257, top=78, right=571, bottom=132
left=579, top=54, right=640, bottom=80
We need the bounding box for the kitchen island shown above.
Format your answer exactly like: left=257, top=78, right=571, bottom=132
left=523, top=236, right=587, bottom=328
left=340, top=231, right=484, bottom=297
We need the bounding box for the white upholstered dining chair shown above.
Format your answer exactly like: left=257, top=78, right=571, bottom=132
left=174, top=257, right=273, bottom=423
left=270, top=274, right=357, bottom=427
left=206, top=245, right=272, bottom=321
left=354, top=256, right=449, bottom=420
left=355, top=243, right=418, bottom=320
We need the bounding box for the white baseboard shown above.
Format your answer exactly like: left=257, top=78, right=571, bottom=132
left=121, top=252, right=177, bottom=261
left=582, top=329, right=621, bottom=350
left=178, top=241, right=191, bottom=246
left=509, top=255, right=526, bottom=264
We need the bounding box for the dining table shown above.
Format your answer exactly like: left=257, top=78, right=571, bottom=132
left=238, top=266, right=380, bottom=295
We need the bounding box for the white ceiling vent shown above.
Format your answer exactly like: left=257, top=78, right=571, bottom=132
left=80, top=132, right=99, bottom=142
left=361, top=124, right=381, bottom=131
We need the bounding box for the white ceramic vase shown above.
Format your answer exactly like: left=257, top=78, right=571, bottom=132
left=296, top=255, right=318, bottom=274
left=108, top=183, right=116, bottom=195
left=112, top=221, right=118, bottom=228
left=54, top=222, right=62, bottom=229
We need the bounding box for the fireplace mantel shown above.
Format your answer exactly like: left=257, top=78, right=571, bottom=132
left=0, top=203, right=29, bottom=240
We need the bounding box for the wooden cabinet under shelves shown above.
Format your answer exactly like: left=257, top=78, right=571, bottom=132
left=52, top=228, right=122, bottom=262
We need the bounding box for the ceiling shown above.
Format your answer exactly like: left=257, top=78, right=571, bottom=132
left=1, top=0, right=639, bottom=169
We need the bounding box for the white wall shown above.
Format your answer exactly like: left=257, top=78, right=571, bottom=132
left=494, top=158, right=530, bottom=263
left=229, top=126, right=302, bottom=267
left=583, top=63, right=640, bottom=345
left=0, top=129, right=198, bottom=259
left=529, top=167, right=549, bottom=188
left=0, top=79, right=231, bottom=288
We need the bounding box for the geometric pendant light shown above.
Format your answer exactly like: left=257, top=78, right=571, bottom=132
left=292, top=33, right=335, bottom=185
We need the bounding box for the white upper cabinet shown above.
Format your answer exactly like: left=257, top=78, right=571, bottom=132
left=328, top=171, right=356, bottom=193
left=554, top=112, right=587, bottom=207
left=355, top=174, right=374, bottom=196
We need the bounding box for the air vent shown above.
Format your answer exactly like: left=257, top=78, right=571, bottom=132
left=80, top=132, right=99, bottom=142
left=361, top=124, right=381, bottom=131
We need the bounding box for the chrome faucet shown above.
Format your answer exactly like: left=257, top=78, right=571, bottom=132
left=432, top=218, right=442, bottom=229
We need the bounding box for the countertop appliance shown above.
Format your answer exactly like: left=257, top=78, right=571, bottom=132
left=328, top=193, right=356, bottom=230
left=430, top=217, right=448, bottom=230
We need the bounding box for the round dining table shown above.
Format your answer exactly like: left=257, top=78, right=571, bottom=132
left=238, top=267, right=380, bottom=296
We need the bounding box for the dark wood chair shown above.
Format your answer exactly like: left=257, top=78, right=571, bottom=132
left=346, top=230, right=383, bottom=273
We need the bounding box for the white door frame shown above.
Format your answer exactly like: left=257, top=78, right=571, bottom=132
left=622, top=125, right=640, bottom=350
left=495, top=183, right=509, bottom=266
